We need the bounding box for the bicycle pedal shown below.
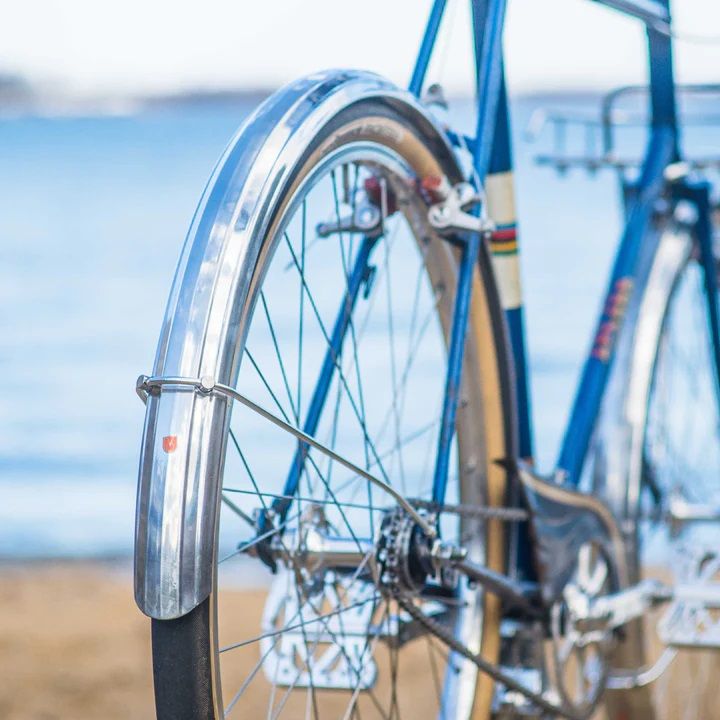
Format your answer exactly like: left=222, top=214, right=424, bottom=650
left=261, top=570, right=379, bottom=690
left=658, top=547, right=720, bottom=650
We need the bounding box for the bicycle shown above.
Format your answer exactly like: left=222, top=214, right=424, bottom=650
left=133, top=1, right=720, bottom=718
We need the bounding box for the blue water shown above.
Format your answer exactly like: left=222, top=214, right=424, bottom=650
left=0, top=95, right=693, bottom=557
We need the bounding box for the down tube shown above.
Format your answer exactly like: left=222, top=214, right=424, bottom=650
left=557, top=129, right=676, bottom=485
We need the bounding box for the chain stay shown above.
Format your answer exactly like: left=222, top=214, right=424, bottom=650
left=409, top=498, right=528, bottom=522
left=395, top=592, right=583, bottom=720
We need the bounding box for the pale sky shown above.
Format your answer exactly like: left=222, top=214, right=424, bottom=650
left=0, top=0, right=718, bottom=97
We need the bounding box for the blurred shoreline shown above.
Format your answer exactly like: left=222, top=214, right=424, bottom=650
left=1, top=79, right=715, bottom=563
left=0, top=71, right=605, bottom=119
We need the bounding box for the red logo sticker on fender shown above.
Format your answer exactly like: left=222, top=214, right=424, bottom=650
left=162, top=435, right=178, bottom=453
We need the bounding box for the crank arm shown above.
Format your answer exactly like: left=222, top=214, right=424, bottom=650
left=576, top=576, right=720, bottom=634
left=576, top=578, right=664, bottom=633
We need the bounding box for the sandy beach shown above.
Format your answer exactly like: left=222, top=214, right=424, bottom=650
left=1, top=562, right=718, bottom=719
left=0, top=562, right=154, bottom=720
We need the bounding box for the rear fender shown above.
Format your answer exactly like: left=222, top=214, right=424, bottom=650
left=134, top=69, right=463, bottom=619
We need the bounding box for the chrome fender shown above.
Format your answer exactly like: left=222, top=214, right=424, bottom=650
left=134, top=69, right=462, bottom=619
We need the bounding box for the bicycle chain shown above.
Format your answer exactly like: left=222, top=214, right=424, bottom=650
left=377, top=504, right=577, bottom=718
left=377, top=503, right=584, bottom=718
left=409, top=498, right=528, bottom=522
left=394, top=591, right=582, bottom=720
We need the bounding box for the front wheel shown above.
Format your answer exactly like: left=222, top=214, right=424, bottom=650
left=595, top=217, right=720, bottom=720
left=139, top=72, right=515, bottom=720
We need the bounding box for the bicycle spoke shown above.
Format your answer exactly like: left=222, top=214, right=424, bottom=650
left=260, top=289, right=299, bottom=423
left=282, top=230, right=393, bottom=489
left=221, top=487, right=380, bottom=514
left=341, top=602, right=391, bottom=720
left=297, top=199, right=307, bottom=423
left=220, top=512, right=301, bottom=564
left=331, top=168, right=375, bottom=531
left=379, top=191, right=406, bottom=495
left=210, top=151, right=472, bottom=719
left=221, top=493, right=256, bottom=528
left=245, top=347, right=294, bottom=424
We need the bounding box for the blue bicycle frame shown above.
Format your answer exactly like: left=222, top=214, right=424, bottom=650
left=408, top=0, right=720, bottom=576
left=274, top=0, right=720, bottom=582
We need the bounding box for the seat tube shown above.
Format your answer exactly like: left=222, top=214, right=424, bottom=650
left=485, top=68, right=536, bottom=581
left=485, top=68, right=534, bottom=463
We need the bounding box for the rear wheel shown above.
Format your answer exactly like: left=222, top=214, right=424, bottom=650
left=148, top=85, right=514, bottom=720
left=596, top=220, right=720, bottom=719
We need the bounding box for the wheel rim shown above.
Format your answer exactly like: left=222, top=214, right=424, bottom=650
left=639, top=246, right=720, bottom=719
left=212, top=143, right=488, bottom=719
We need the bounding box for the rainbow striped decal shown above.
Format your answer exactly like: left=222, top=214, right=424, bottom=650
left=490, top=224, right=518, bottom=256
left=485, top=171, right=522, bottom=310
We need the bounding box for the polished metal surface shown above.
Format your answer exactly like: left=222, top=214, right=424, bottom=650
left=280, top=524, right=374, bottom=578
left=315, top=196, right=382, bottom=238
left=251, top=502, right=376, bottom=581
left=138, top=374, right=436, bottom=539
left=594, top=227, right=691, bottom=536
left=583, top=578, right=662, bottom=631
left=134, top=69, right=461, bottom=620
left=549, top=542, right=613, bottom=716
left=621, top=228, right=692, bottom=518
left=527, top=84, right=720, bottom=175
left=667, top=495, right=720, bottom=524
left=658, top=548, right=720, bottom=649
left=427, top=181, right=494, bottom=235
left=606, top=648, right=678, bottom=690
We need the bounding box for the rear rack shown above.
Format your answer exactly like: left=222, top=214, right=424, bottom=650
left=527, top=83, right=720, bottom=175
